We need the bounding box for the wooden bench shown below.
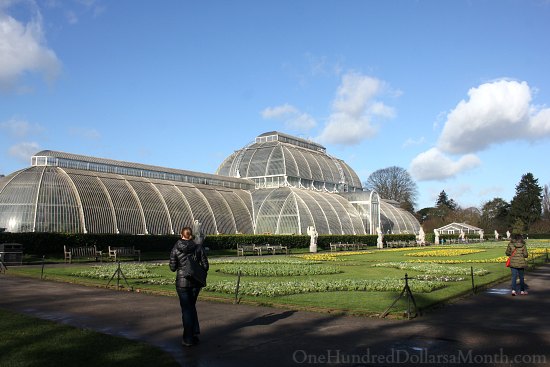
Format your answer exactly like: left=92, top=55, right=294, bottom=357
left=329, top=243, right=342, bottom=252
left=64, top=245, right=102, bottom=264
left=237, top=244, right=262, bottom=256
left=108, top=246, right=141, bottom=262
left=329, top=243, right=358, bottom=252
left=265, top=244, right=289, bottom=255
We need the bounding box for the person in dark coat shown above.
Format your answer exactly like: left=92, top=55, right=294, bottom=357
left=169, top=227, right=209, bottom=346
left=505, top=234, right=529, bottom=296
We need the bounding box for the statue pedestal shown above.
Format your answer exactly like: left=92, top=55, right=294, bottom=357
left=309, top=244, right=317, bottom=253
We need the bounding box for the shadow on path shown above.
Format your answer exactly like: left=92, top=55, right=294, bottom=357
left=1, top=264, right=549, bottom=366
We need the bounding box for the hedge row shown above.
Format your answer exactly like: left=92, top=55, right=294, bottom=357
left=0, top=232, right=179, bottom=255
left=524, top=233, right=550, bottom=239
left=0, top=232, right=418, bottom=256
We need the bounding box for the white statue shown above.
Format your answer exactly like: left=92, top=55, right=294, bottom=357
left=307, top=226, right=318, bottom=253
left=479, top=229, right=484, bottom=241
left=460, top=229, right=465, bottom=242
left=506, top=230, right=511, bottom=240
left=434, top=228, right=440, bottom=245
left=417, top=227, right=425, bottom=245
left=376, top=226, right=384, bottom=249
left=494, top=230, right=499, bottom=241
left=192, top=220, right=205, bottom=245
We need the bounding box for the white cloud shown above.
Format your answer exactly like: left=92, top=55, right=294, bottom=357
left=528, top=107, right=550, bottom=136
left=65, top=10, right=78, bottom=24
left=402, top=136, right=426, bottom=148
left=0, top=118, right=42, bottom=137
left=478, top=185, right=504, bottom=197
left=261, top=103, right=316, bottom=131
left=367, top=101, right=395, bottom=118
left=0, top=4, right=61, bottom=90
left=261, top=104, right=297, bottom=119
left=69, top=127, right=101, bottom=140
left=317, top=113, right=377, bottom=145
left=409, top=147, right=481, bottom=181
left=74, top=0, right=106, bottom=19
left=437, top=80, right=550, bottom=154
left=317, top=72, right=395, bottom=145
left=332, top=72, right=382, bottom=116
left=8, top=142, right=40, bottom=163
left=411, top=79, right=550, bottom=182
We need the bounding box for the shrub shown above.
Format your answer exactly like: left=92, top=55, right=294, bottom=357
left=0, top=232, right=415, bottom=256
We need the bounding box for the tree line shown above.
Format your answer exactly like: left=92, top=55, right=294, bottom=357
left=364, top=167, right=549, bottom=235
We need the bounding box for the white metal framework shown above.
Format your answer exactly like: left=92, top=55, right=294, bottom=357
left=0, top=132, right=421, bottom=236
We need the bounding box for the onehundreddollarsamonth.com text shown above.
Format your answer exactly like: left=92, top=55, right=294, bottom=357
left=292, top=348, right=547, bottom=365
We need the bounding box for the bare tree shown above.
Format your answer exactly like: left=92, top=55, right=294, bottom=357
left=364, top=166, right=418, bottom=212
left=543, top=184, right=550, bottom=219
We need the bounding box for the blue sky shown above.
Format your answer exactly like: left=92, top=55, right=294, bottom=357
left=1, top=0, right=549, bottom=210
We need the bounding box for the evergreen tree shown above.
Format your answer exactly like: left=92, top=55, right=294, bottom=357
left=509, top=173, right=542, bottom=232
left=436, top=190, right=449, bottom=208
left=480, top=197, right=510, bottom=232
left=435, top=190, right=458, bottom=210
left=433, top=190, right=458, bottom=221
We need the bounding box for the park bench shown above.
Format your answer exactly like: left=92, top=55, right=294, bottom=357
left=236, top=244, right=262, bottom=256
left=329, top=243, right=343, bottom=251
left=386, top=240, right=420, bottom=248
left=329, top=243, right=358, bottom=252
left=386, top=240, right=407, bottom=248
left=108, top=246, right=141, bottom=262
left=64, top=245, right=102, bottom=264
left=265, top=244, right=289, bottom=255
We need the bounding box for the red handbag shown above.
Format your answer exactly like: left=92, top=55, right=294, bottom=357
left=506, top=248, right=517, bottom=267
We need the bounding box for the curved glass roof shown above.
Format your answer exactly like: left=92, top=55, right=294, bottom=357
left=0, top=132, right=422, bottom=236
left=379, top=200, right=420, bottom=234
left=252, top=187, right=365, bottom=235
left=217, top=131, right=362, bottom=192
left=33, top=150, right=254, bottom=190
left=0, top=166, right=253, bottom=235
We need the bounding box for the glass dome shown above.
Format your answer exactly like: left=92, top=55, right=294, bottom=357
left=0, top=133, right=422, bottom=236
left=217, top=131, right=362, bottom=192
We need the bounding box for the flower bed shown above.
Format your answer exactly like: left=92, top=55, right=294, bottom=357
left=406, top=249, right=485, bottom=257
left=210, top=258, right=316, bottom=265
left=293, top=250, right=373, bottom=262
left=408, top=257, right=508, bottom=264
left=72, top=263, right=164, bottom=279
left=203, top=278, right=445, bottom=297
left=215, top=263, right=342, bottom=276
left=414, top=274, right=465, bottom=282
left=372, top=262, right=489, bottom=276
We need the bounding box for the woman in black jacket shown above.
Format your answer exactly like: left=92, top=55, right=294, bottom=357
left=169, top=227, right=209, bottom=346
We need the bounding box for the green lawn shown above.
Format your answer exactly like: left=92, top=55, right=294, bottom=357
left=0, top=308, right=179, bottom=367
left=8, top=241, right=550, bottom=317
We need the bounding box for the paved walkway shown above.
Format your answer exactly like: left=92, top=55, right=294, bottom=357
left=1, top=264, right=550, bottom=367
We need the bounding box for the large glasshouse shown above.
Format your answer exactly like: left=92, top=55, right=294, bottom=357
left=0, top=131, right=420, bottom=236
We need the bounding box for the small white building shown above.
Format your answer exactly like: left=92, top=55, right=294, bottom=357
left=435, top=222, right=483, bottom=236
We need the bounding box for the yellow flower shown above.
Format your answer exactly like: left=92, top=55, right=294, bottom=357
left=293, top=250, right=372, bottom=262
left=406, top=249, right=485, bottom=257
left=409, top=256, right=507, bottom=264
